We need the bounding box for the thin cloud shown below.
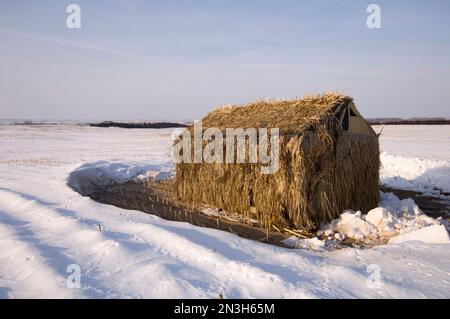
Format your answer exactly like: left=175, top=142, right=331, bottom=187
left=0, top=27, right=153, bottom=60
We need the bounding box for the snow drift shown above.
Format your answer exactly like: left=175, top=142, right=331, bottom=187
left=67, top=160, right=173, bottom=195
left=317, top=192, right=450, bottom=246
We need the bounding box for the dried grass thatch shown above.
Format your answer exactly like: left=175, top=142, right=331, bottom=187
left=175, top=93, right=380, bottom=231
left=201, top=92, right=352, bottom=133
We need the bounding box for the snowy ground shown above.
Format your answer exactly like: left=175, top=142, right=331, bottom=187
left=0, top=124, right=449, bottom=298
left=374, top=125, right=450, bottom=197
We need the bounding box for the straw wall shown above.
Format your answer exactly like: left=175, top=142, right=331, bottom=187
left=175, top=121, right=380, bottom=231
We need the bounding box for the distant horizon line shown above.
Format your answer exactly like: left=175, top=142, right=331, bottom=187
left=2, top=116, right=450, bottom=122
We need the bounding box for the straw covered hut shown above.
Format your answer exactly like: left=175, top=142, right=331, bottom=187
left=175, top=93, right=380, bottom=231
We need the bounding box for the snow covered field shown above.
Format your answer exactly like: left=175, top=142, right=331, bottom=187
left=375, top=125, right=450, bottom=196
left=0, top=124, right=449, bottom=298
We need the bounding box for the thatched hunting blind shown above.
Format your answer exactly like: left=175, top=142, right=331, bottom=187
left=175, top=93, right=380, bottom=231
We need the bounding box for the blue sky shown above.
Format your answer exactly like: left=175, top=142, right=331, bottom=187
left=0, top=0, right=449, bottom=120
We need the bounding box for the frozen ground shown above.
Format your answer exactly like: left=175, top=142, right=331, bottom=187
left=0, top=124, right=449, bottom=298
left=374, top=125, right=450, bottom=196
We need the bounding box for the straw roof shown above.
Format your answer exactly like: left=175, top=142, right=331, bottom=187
left=201, top=92, right=353, bottom=135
